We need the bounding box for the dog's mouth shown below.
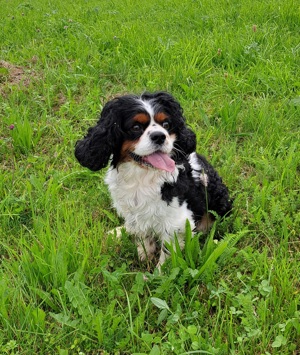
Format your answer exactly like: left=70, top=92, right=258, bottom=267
left=129, top=151, right=175, bottom=172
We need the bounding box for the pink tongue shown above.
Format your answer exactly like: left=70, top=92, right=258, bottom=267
left=143, top=152, right=175, bottom=172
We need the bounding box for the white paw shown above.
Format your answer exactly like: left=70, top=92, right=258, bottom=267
left=156, top=249, right=168, bottom=270
left=137, top=238, right=157, bottom=261
left=107, top=226, right=125, bottom=239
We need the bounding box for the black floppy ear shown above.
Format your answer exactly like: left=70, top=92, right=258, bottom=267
left=75, top=99, right=121, bottom=171
left=175, top=126, right=196, bottom=155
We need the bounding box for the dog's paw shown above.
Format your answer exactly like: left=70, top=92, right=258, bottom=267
left=107, top=226, right=125, bottom=239
left=137, top=238, right=157, bottom=261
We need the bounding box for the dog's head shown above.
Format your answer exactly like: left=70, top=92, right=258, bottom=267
left=75, top=92, right=196, bottom=172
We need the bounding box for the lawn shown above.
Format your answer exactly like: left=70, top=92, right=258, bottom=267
left=0, top=0, right=299, bottom=354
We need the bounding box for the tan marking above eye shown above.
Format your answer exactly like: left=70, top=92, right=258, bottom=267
left=132, top=113, right=150, bottom=125
left=155, top=112, right=168, bottom=123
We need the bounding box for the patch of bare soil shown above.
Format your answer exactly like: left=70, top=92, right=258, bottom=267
left=0, top=60, right=38, bottom=95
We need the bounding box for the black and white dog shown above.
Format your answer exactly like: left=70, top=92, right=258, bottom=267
left=75, top=92, right=232, bottom=267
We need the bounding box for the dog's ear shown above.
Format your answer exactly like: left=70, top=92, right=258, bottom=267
left=175, top=126, right=197, bottom=155
left=75, top=99, right=122, bottom=171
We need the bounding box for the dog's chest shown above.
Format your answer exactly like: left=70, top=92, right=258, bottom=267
left=105, top=164, right=195, bottom=236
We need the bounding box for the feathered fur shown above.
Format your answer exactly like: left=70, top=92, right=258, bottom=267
left=75, top=92, right=232, bottom=267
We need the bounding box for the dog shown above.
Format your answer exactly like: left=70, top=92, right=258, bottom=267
left=75, top=92, right=232, bottom=268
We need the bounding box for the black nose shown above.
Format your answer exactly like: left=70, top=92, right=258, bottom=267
left=150, top=132, right=166, bottom=145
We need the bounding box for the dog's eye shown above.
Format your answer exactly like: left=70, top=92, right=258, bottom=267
left=162, top=121, right=170, bottom=130
left=131, top=124, right=143, bottom=132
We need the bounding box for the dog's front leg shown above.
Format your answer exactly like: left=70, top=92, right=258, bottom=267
left=156, top=234, right=185, bottom=270
left=156, top=246, right=170, bottom=270
left=136, top=235, right=157, bottom=261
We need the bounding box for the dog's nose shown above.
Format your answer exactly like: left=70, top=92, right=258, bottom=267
left=150, top=132, right=166, bottom=145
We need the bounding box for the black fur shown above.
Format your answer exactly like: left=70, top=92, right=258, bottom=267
left=161, top=155, right=232, bottom=223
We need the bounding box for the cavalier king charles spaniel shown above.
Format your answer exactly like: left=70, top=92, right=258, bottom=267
left=75, top=92, right=232, bottom=268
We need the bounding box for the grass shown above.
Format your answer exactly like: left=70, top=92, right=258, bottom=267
left=0, top=0, right=299, bottom=353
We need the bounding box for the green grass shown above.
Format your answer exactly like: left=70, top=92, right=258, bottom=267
left=0, top=0, right=299, bottom=353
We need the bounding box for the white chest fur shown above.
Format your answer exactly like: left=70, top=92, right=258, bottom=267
left=105, top=163, right=195, bottom=242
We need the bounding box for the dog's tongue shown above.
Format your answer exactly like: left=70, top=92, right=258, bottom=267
left=143, top=152, right=175, bottom=172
